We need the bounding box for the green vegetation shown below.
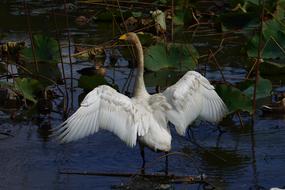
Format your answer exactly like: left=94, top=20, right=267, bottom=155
left=0, top=0, right=284, bottom=118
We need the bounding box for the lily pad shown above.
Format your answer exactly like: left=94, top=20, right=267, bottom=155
left=78, top=75, right=108, bottom=92
left=137, top=33, right=157, bottom=46
left=215, top=83, right=253, bottom=114
left=247, top=19, right=285, bottom=59
left=15, top=78, right=43, bottom=103
left=237, top=76, right=272, bottom=100
left=21, top=35, right=60, bottom=63
left=144, top=42, right=198, bottom=71
left=173, top=9, right=194, bottom=27
left=173, top=10, right=185, bottom=26
left=132, top=11, right=142, bottom=18
left=260, top=60, right=285, bottom=75
left=20, top=61, right=62, bottom=87
left=144, top=70, right=184, bottom=89
left=219, top=11, right=257, bottom=30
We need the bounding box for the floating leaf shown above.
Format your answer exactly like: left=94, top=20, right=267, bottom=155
left=237, top=76, right=272, bottom=100
left=219, top=11, right=257, bottom=30
left=173, top=9, right=194, bottom=27
left=21, top=35, right=60, bottom=63
left=15, top=78, right=42, bottom=103
left=95, top=11, right=116, bottom=21
left=144, top=43, right=198, bottom=71
left=132, top=11, right=142, bottom=18
left=260, top=60, right=285, bottom=75
left=78, top=75, right=108, bottom=91
left=19, top=61, right=62, bottom=87
left=245, top=0, right=259, bottom=5
left=173, top=10, right=185, bottom=26
left=158, top=0, right=168, bottom=4
left=215, top=84, right=253, bottom=114
left=247, top=19, right=285, bottom=59
left=137, top=33, right=157, bottom=46
left=144, top=70, right=184, bottom=89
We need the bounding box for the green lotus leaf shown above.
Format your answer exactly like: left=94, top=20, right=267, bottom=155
left=215, top=83, right=253, bottom=114
left=15, top=78, right=43, bottom=103
left=144, top=42, right=198, bottom=71
left=78, top=75, right=108, bottom=92
left=21, top=35, right=60, bottom=63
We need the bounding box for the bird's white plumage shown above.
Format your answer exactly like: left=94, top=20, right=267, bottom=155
left=55, top=33, right=228, bottom=153
left=56, top=85, right=174, bottom=151
left=163, top=71, right=228, bottom=135
left=56, top=85, right=150, bottom=147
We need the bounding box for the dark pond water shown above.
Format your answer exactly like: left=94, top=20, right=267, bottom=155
left=1, top=1, right=285, bottom=190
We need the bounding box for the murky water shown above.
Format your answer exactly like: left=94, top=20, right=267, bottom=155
left=1, top=1, right=285, bottom=190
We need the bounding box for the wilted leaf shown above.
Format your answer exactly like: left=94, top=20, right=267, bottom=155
left=73, top=47, right=105, bottom=60
left=215, top=84, right=253, bottom=114
left=21, top=35, right=60, bottom=63
left=144, top=42, right=198, bottom=71
left=151, top=9, right=166, bottom=32
left=15, top=78, right=42, bottom=103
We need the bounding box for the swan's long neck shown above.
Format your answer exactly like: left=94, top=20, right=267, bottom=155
left=132, top=37, right=149, bottom=98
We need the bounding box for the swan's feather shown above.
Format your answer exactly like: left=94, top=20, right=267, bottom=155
left=55, top=85, right=150, bottom=147
left=163, top=71, right=228, bottom=135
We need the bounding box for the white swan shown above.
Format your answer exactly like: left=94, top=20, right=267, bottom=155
left=55, top=32, right=228, bottom=173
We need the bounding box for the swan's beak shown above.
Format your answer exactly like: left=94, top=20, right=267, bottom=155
left=119, top=34, right=127, bottom=40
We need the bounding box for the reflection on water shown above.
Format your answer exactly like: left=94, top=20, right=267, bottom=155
left=0, top=115, right=285, bottom=189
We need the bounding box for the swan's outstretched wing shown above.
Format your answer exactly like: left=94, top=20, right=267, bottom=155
left=163, top=71, right=228, bottom=135
left=54, top=85, right=149, bottom=147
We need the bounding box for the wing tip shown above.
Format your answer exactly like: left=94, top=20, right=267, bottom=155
left=49, top=122, right=72, bottom=144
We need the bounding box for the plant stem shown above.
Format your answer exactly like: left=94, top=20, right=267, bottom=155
left=252, top=0, right=265, bottom=114
left=23, top=0, right=39, bottom=72
left=63, top=0, right=74, bottom=111
left=52, top=3, right=69, bottom=117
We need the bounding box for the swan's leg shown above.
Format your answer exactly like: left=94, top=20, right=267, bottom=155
left=139, top=143, right=145, bottom=174
left=165, top=151, right=168, bottom=176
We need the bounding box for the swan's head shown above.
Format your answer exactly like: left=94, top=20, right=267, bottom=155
left=119, top=32, right=138, bottom=43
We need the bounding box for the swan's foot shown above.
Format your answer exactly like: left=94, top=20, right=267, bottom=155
left=217, top=125, right=226, bottom=134
left=140, top=144, right=145, bottom=175
left=165, top=151, right=169, bottom=176
left=140, top=167, right=145, bottom=175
